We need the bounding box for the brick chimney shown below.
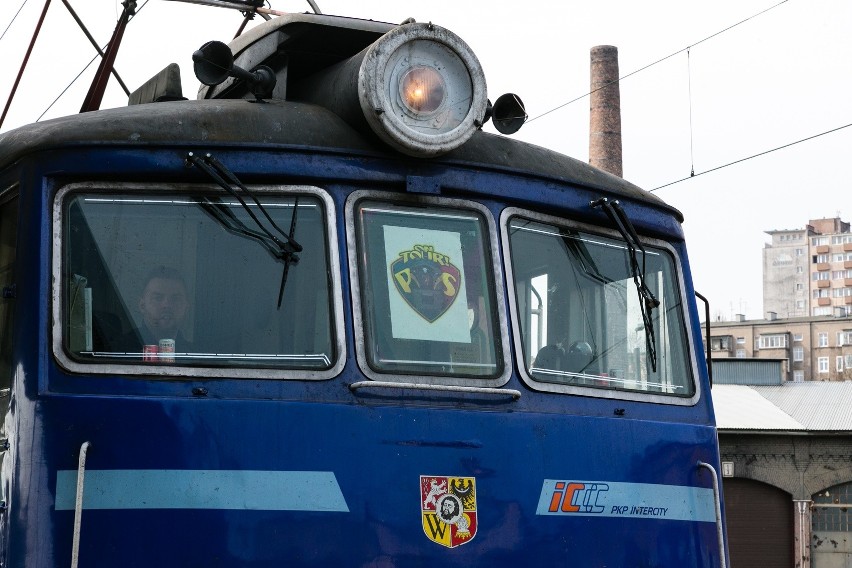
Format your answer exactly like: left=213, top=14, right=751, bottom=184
left=589, top=45, right=623, bottom=177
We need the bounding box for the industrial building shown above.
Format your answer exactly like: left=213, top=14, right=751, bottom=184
left=713, top=359, right=852, bottom=567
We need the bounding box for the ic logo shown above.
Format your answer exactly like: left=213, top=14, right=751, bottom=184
left=546, top=481, right=609, bottom=514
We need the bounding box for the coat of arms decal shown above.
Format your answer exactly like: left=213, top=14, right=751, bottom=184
left=420, top=475, right=478, bottom=548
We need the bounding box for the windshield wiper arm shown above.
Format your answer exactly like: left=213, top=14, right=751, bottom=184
left=277, top=195, right=299, bottom=307
left=187, top=152, right=302, bottom=254
left=188, top=151, right=302, bottom=309
left=195, top=197, right=282, bottom=259
left=590, top=197, right=660, bottom=372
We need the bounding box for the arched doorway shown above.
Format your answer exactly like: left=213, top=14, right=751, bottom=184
left=723, top=478, right=793, bottom=567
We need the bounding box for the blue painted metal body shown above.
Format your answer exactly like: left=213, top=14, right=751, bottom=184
left=0, top=18, right=727, bottom=562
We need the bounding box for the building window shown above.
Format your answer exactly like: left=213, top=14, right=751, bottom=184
left=793, top=334, right=803, bottom=342
left=710, top=336, right=730, bottom=351
left=846, top=355, right=852, bottom=369
left=796, top=283, right=803, bottom=291
left=814, top=254, right=829, bottom=264
left=814, top=307, right=832, bottom=316
left=796, top=248, right=804, bottom=256
left=793, top=346, right=804, bottom=362
left=736, top=337, right=745, bottom=345
left=735, top=349, right=746, bottom=359
left=812, top=237, right=829, bottom=246
left=758, top=334, right=788, bottom=349
left=838, top=356, right=844, bottom=372
left=797, top=266, right=804, bottom=273
left=812, top=271, right=830, bottom=281
left=796, top=300, right=805, bottom=309
left=793, top=370, right=804, bottom=382
left=818, top=357, right=829, bottom=373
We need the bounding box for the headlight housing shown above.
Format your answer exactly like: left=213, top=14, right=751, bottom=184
left=358, top=23, right=488, bottom=157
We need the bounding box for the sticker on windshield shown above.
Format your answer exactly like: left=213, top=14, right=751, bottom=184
left=384, top=226, right=469, bottom=342
left=421, top=475, right=478, bottom=548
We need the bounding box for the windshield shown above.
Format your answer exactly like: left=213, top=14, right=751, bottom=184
left=506, top=215, right=694, bottom=397
left=60, top=186, right=338, bottom=374
left=353, top=200, right=503, bottom=380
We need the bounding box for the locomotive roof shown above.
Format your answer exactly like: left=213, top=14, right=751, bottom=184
left=0, top=99, right=682, bottom=221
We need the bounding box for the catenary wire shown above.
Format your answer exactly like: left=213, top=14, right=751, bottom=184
left=0, top=0, right=30, bottom=42
left=687, top=48, right=695, bottom=177
left=649, top=122, right=852, bottom=192
left=526, top=0, right=790, bottom=124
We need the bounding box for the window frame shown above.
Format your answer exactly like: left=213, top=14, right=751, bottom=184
left=500, top=207, right=700, bottom=405
left=51, top=181, right=346, bottom=380
left=0, top=188, right=18, bottom=401
left=345, top=190, right=511, bottom=388
left=793, top=346, right=804, bottom=362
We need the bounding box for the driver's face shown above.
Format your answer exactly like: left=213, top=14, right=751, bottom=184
left=138, top=278, right=188, bottom=338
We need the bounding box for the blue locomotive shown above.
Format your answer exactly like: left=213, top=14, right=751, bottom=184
left=0, top=6, right=727, bottom=566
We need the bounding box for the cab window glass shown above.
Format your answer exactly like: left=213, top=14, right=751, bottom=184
left=355, top=201, right=501, bottom=378
left=63, top=190, right=335, bottom=371
left=507, top=216, right=694, bottom=396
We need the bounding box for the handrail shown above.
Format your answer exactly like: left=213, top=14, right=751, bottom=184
left=71, top=441, right=91, bottom=568
left=697, top=461, right=727, bottom=568
left=349, top=381, right=521, bottom=400
left=695, top=291, right=713, bottom=385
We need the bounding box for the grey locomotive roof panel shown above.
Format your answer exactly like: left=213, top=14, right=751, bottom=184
left=0, top=99, right=681, bottom=220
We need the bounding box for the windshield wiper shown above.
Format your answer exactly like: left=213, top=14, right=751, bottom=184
left=590, top=197, right=660, bottom=372
left=187, top=151, right=302, bottom=308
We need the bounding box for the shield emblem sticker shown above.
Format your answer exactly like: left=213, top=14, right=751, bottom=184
left=391, top=244, right=461, bottom=323
left=420, top=475, right=478, bottom=548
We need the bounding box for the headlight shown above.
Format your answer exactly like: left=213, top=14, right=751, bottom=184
left=359, top=23, right=488, bottom=157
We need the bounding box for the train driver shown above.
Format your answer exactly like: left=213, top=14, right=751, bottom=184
left=108, top=266, right=193, bottom=355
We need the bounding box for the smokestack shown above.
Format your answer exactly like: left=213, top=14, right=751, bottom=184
left=589, top=45, right=623, bottom=177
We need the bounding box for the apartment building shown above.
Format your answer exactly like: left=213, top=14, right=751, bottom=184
left=763, top=217, right=852, bottom=318
left=709, top=314, right=852, bottom=382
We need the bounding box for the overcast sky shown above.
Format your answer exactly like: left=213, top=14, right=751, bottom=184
left=2, top=0, right=850, bottom=320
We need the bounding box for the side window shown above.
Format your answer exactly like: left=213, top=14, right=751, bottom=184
left=57, top=184, right=342, bottom=378
left=504, top=213, right=695, bottom=399
left=352, top=199, right=504, bottom=381
left=0, top=196, right=17, bottom=393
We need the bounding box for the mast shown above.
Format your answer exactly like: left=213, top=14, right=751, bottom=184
left=79, top=0, right=136, bottom=113
left=0, top=0, right=52, bottom=129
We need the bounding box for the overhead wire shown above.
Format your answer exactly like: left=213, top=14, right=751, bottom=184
left=0, top=0, right=30, bottom=42
left=527, top=0, right=790, bottom=125
left=519, top=0, right=852, bottom=193
left=649, top=122, right=852, bottom=192
left=687, top=48, right=694, bottom=178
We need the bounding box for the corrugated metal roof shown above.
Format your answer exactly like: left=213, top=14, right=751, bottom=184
left=713, top=382, right=852, bottom=432
left=713, top=385, right=804, bottom=431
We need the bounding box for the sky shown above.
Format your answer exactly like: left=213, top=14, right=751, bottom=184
left=1, top=0, right=850, bottom=321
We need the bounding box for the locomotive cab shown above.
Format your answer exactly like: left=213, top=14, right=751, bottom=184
left=0, top=9, right=726, bottom=568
